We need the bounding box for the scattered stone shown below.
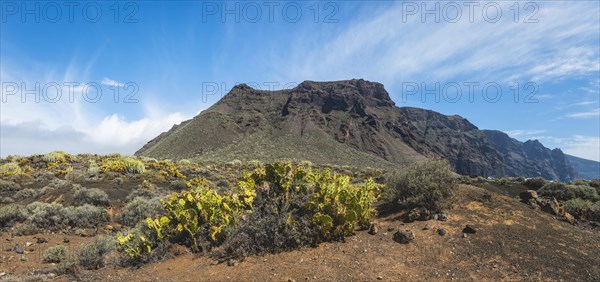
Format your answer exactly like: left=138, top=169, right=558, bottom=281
left=368, top=224, right=378, bottom=235
left=5, top=238, right=12, bottom=242
left=407, top=207, right=431, bottom=222
left=13, top=245, right=24, bottom=254
left=437, top=228, right=446, bottom=236
left=539, top=198, right=561, bottom=216
left=519, top=190, right=538, bottom=203
left=20, top=255, right=27, bottom=261
left=393, top=230, right=415, bottom=244
left=227, top=259, right=237, bottom=267
left=462, top=225, right=477, bottom=234
left=25, top=242, right=32, bottom=247
left=436, top=212, right=449, bottom=221
left=63, top=238, right=70, bottom=243
left=0, top=272, right=6, bottom=277
left=423, top=224, right=432, bottom=230
left=462, top=233, right=468, bottom=238
left=387, top=227, right=396, bottom=232
left=36, top=237, right=48, bottom=244
left=377, top=276, right=383, bottom=280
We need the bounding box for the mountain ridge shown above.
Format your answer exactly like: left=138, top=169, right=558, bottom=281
left=136, top=79, right=598, bottom=180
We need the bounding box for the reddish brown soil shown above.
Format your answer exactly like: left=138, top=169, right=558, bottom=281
left=3, top=184, right=598, bottom=281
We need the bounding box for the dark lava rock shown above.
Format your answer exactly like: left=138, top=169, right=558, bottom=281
left=463, top=225, right=477, bottom=234
left=436, top=212, right=449, bottom=221
left=407, top=207, right=432, bottom=222
left=13, top=245, right=24, bottom=254
left=36, top=237, right=48, bottom=244
left=519, top=190, right=538, bottom=203
left=393, top=230, right=415, bottom=244
left=368, top=224, right=378, bottom=235
left=437, top=228, right=446, bottom=236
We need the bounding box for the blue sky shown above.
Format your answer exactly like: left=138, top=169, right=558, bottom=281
left=1, top=1, right=599, bottom=161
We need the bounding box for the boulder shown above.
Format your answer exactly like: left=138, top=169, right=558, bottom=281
left=393, top=230, right=415, bottom=244
left=462, top=225, right=477, bottom=234
left=519, top=190, right=538, bottom=203
left=407, top=207, right=432, bottom=222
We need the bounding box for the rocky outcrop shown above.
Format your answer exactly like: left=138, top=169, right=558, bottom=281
left=136, top=79, right=588, bottom=180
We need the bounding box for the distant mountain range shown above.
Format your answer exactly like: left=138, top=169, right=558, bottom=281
left=136, top=79, right=599, bottom=180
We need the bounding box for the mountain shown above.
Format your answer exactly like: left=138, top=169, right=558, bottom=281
left=566, top=154, right=600, bottom=180
left=136, top=79, right=591, bottom=180
left=482, top=130, right=575, bottom=180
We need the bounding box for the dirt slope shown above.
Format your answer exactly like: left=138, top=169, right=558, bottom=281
left=72, top=184, right=598, bottom=281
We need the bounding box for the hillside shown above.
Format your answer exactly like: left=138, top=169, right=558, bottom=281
left=136, top=79, right=593, bottom=180
left=567, top=154, right=600, bottom=180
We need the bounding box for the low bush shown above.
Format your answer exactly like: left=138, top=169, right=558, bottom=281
left=100, top=157, right=145, bottom=174
left=538, top=183, right=600, bottom=202
left=78, top=235, right=116, bottom=269
left=590, top=202, right=600, bottom=222
left=27, top=202, right=70, bottom=230
left=563, top=198, right=593, bottom=217
left=24, top=202, right=109, bottom=230
left=0, top=204, right=27, bottom=227
left=571, top=179, right=588, bottom=186
left=0, top=179, right=21, bottom=191
left=13, top=188, right=38, bottom=200
left=383, top=160, right=457, bottom=211
left=43, top=245, right=67, bottom=263
left=118, top=163, right=378, bottom=262
left=117, top=197, right=164, bottom=227
left=42, top=151, right=67, bottom=164
left=73, top=188, right=110, bottom=206
left=168, top=180, right=188, bottom=191
left=67, top=204, right=111, bottom=228
left=0, top=162, right=22, bottom=177
left=524, top=177, right=547, bottom=190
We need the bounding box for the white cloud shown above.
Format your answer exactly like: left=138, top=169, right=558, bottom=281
left=560, top=136, right=600, bottom=162
left=505, top=129, right=547, bottom=138
left=101, top=77, right=125, bottom=88
left=0, top=61, right=193, bottom=157
left=275, top=2, right=599, bottom=86
left=566, top=109, right=600, bottom=119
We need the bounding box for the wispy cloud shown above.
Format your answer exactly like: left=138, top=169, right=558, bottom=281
left=101, top=77, right=125, bottom=88
left=566, top=109, right=600, bottom=119
left=505, top=129, right=547, bottom=139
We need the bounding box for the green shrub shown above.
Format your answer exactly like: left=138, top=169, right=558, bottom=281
left=0, top=162, right=22, bottom=177
left=88, top=161, right=101, bottom=174
left=563, top=198, right=593, bottom=217
left=0, top=179, right=21, bottom=191
left=25, top=202, right=109, bottom=230
left=42, top=151, right=67, bottom=163
left=383, top=160, right=457, bottom=211
left=117, top=197, right=164, bottom=227
left=571, top=179, right=589, bottom=186
left=168, top=180, right=188, bottom=191
left=43, top=245, right=67, bottom=263
left=538, top=183, right=599, bottom=202
left=0, top=204, right=27, bottom=227
left=217, top=190, right=318, bottom=258
left=13, top=188, right=38, bottom=200
left=78, top=235, right=116, bottom=269
left=73, top=188, right=110, bottom=206
left=27, top=202, right=70, bottom=230
left=217, top=163, right=378, bottom=258
left=590, top=202, right=600, bottom=222
left=67, top=204, right=110, bottom=228
left=100, top=157, right=145, bottom=174
left=524, top=177, right=546, bottom=190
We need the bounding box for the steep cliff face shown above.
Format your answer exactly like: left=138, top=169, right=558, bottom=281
left=483, top=130, right=575, bottom=180
left=137, top=79, right=584, bottom=180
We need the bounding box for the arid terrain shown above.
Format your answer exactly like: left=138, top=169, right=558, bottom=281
left=1, top=153, right=599, bottom=281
